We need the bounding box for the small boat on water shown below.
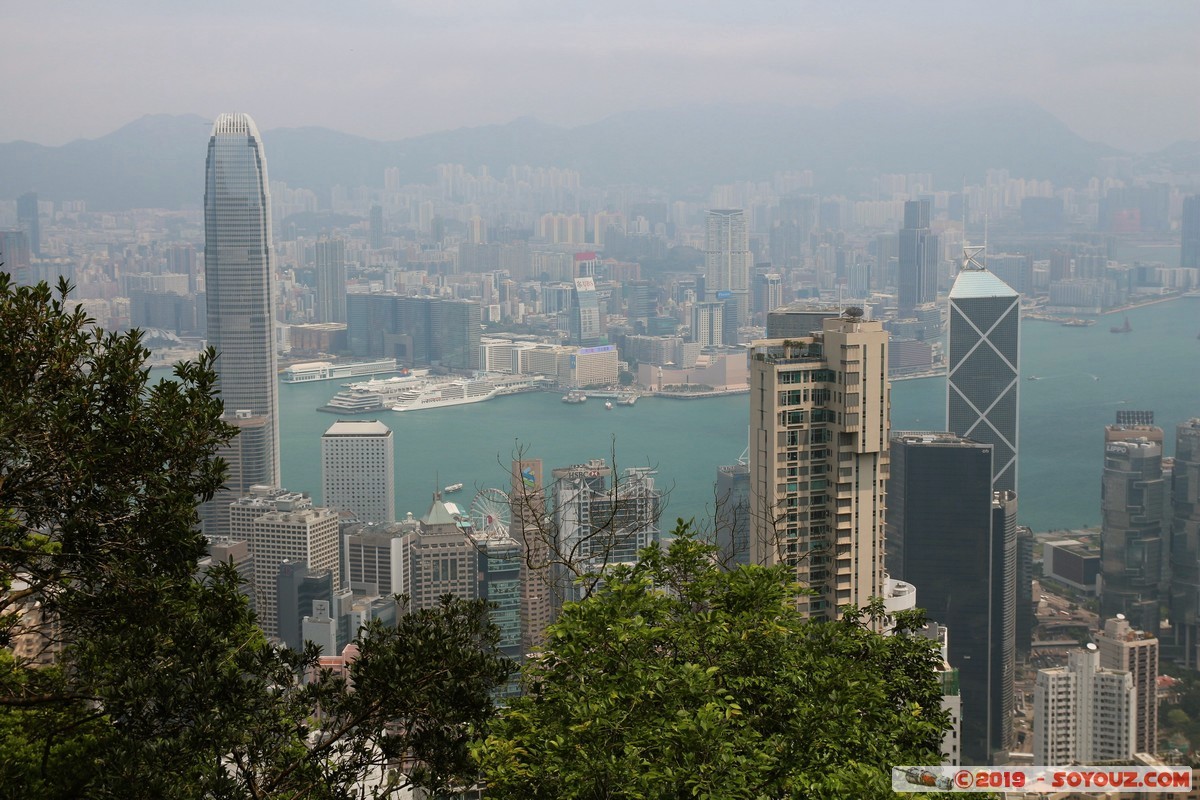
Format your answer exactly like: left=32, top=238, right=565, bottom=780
left=604, top=401, right=613, bottom=410
left=443, top=483, right=464, bottom=494
left=1110, top=316, right=1132, bottom=334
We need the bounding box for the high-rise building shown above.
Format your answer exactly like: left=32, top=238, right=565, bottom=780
left=690, top=300, right=724, bottom=347
left=398, top=494, right=481, bottom=610
left=1179, top=195, right=1199, bottom=269
left=1034, top=645, right=1135, bottom=766
left=569, top=277, right=602, bottom=346
left=704, top=209, right=751, bottom=342
left=511, top=459, right=554, bottom=652
left=549, top=461, right=662, bottom=605
left=715, top=461, right=751, bottom=568
left=0, top=230, right=32, bottom=286
left=947, top=247, right=1020, bottom=494
left=201, top=113, right=280, bottom=535
left=228, top=487, right=339, bottom=639
left=369, top=204, right=384, bottom=250
left=201, top=411, right=273, bottom=538
left=765, top=304, right=841, bottom=340
left=898, top=200, right=938, bottom=312
left=313, top=237, right=347, bottom=323
left=276, top=561, right=335, bottom=651
left=1170, top=419, right=1200, bottom=667
left=1100, top=424, right=1165, bottom=633
left=748, top=313, right=888, bottom=621
left=346, top=294, right=481, bottom=371
left=1096, top=615, right=1158, bottom=755
left=886, top=432, right=1016, bottom=764
left=321, top=419, right=395, bottom=525
left=17, top=192, right=40, bottom=258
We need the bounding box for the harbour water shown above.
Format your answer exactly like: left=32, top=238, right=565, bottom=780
left=265, top=296, right=1200, bottom=534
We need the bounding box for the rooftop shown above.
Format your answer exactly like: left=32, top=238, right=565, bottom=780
left=948, top=268, right=1018, bottom=300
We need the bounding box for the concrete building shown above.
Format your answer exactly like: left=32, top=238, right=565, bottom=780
left=569, top=276, right=602, bottom=346
left=1034, top=645, right=1135, bottom=766
left=565, top=344, right=618, bottom=388
left=764, top=304, right=841, bottom=340
left=748, top=312, right=888, bottom=621
left=346, top=294, right=481, bottom=371
left=947, top=247, right=1020, bottom=494
left=510, top=459, right=554, bottom=653
left=1096, top=615, right=1159, bottom=756
left=276, top=561, right=334, bottom=651
left=690, top=300, right=725, bottom=347
left=715, top=461, right=751, bottom=568
left=1101, top=427, right=1166, bottom=633
left=898, top=200, right=938, bottom=312
left=313, top=237, right=347, bottom=324
left=321, top=419, right=395, bottom=524
left=201, top=114, right=281, bottom=535
left=704, top=209, right=751, bottom=343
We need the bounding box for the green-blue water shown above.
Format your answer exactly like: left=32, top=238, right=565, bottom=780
left=269, top=297, right=1199, bottom=533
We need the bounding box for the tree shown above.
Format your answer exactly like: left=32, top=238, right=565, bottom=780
left=0, top=275, right=512, bottom=798
left=475, top=523, right=951, bottom=799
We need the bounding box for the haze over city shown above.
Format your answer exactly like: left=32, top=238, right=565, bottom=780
left=4, top=0, right=1198, bottom=151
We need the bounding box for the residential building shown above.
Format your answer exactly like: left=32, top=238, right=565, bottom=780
left=1096, top=615, right=1159, bottom=755
left=705, top=209, right=751, bottom=343
left=1034, top=645, right=1135, bottom=766
left=748, top=312, right=888, bottom=622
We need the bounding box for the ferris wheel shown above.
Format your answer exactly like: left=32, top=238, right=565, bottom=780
left=471, top=487, right=512, bottom=538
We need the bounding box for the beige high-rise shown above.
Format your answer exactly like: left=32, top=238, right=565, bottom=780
left=1097, top=615, right=1158, bottom=756
left=749, top=313, right=889, bottom=620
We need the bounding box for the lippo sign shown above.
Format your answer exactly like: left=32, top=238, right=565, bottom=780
left=891, top=766, right=1192, bottom=793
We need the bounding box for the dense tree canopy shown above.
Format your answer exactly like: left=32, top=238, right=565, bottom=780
left=0, top=275, right=512, bottom=799
left=475, top=523, right=951, bottom=799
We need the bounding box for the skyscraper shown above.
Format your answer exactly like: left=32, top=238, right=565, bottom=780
left=947, top=247, right=1020, bottom=494
left=704, top=209, right=751, bottom=343
left=1034, top=645, right=1135, bottom=766
left=886, top=432, right=1015, bottom=764
left=322, top=419, right=395, bottom=524
left=1096, top=615, right=1158, bottom=756
left=898, top=200, right=938, bottom=312
left=1100, top=423, right=1165, bottom=633
left=201, top=113, right=280, bottom=534
left=17, top=192, right=40, bottom=258
left=1179, top=195, right=1199, bottom=269
left=346, top=294, right=481, bottom=370
left=569, top=277, right=602, bottom=346
left=313, top=237, right=347, bottom=323
left=748, top=312, right=888, bottom=621
left=1170, top=419, right=1200, bottom=667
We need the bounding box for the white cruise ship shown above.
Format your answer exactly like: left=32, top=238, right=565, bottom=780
left=318, top=372, right=427, bottom=414
left=391, top=378, right=498, bottom=412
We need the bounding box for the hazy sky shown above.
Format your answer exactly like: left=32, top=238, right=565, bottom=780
left=5, top=1, right=1197, bottom=152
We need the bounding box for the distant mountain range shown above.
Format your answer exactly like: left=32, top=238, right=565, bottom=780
left=2, top=100, right=1193, bottom=211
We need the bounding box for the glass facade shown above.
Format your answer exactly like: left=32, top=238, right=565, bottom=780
left=204, top=113, right=280, bottom=493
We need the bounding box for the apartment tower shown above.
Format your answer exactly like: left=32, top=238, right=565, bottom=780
left=748, top=311, right=888, bottom=621
left=704, top=209, right=751, bottom=344
left=321, top=419, right=395, bottom=525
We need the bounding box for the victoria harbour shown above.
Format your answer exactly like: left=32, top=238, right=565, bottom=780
left=270, top=296, right=1200, bottom=535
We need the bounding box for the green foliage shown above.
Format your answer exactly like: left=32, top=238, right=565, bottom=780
left=0, top=275, right=513, bottom=798
left=476, top=522, right=950, bottom=799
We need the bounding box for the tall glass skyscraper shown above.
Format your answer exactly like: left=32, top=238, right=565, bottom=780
left=947, top=248, right=1020, bottom=493
left=201, top=113, right=280, bottom=535
left=898, top=199, right=938, bottom=312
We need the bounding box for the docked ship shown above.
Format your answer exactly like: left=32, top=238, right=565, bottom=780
left=318, top=373, right=427, bottom=414
left=562, top=391, right=587, bottom=404
left=1061, top=318, right=1096, bottom=328
left=391, top=378, right=498, bottom=412
left=616, top=393, right=638, bottom=406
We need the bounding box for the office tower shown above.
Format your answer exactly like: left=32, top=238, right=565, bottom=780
left=321, top=419, right=395, bottom=524
left=1182, top=196, right=1200, bottom=269
left=398, top=495, right=481, bottom=610
left=886, top=432, right=1015, bottom=764
left=475, top=529, right=523, bottom=672
left=201, top=411, right=273, bottom=538
left=549, top=461, right=662, bottom=604
left=202, top=113, right=280, bottom=535
left=898, top=200, right=938, bottom=312
left=1016, top=526, right=1035, bottom=656
left=704, top=209, right=751, bottom=343
left=569, top=277, right=602, bottom=346
left=510, top=459, right=553, bottom=651
left=947, top=247, right=1020, bottom=493
left=17, top=192, right=40, bottom=258
left=1170, top=419, right=1200, bottom=667
left=1100, top=423, right=1165, bottom=632
left=342, top=521, right=408, bottom=596
left=276, top=561, right=335, bottom=651
left=626, top=280, right=655, bottom=333
left=369, top=204, right=384, bottom=250
left=346, top=294, right=481, bottom=370
left=748, top=312, right=888, bottom=621
left=228, top=488, right=338, bottom=639
left=1034, top=645, right=1135, bottom=766
left=753, top=272, right=784, bottom=321
left=313, top=237, right=347, bottom=323
left=715, top=461, right=751, bottom=568
left=1097, top=615, right=1158, bottom=755
left=690, top=300, right=724, bottom=347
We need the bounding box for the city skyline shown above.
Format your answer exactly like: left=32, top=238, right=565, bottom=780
left=3, top=2, right=1198, bottom=153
